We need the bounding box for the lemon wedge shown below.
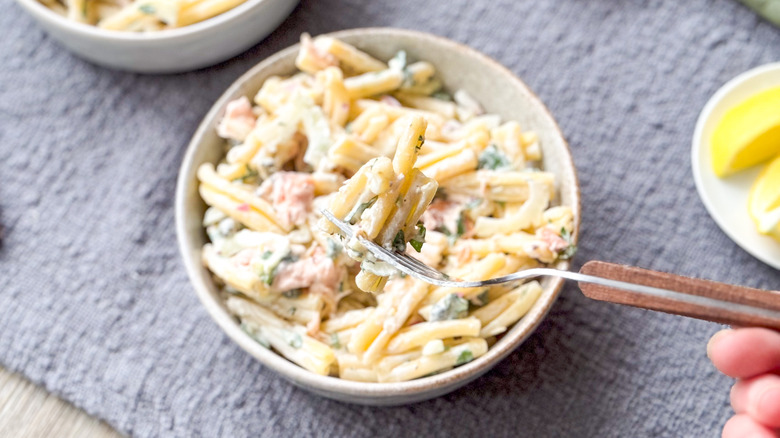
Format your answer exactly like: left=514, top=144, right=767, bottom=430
left=749, top=154, right=780, bottom=242
left=711, top=86, right=780, bottom=177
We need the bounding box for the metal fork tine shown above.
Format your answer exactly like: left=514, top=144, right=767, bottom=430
left=321, top=210, right=353, bottom=237
left=321, top=209, right=477, bottom=287
left=336, top=222, right=447, bottom=280
left=364, top=241, right=437, bottom=277
left=323, top=209, right=780, bottom=324
left=396, top=253, right=447, bottom=278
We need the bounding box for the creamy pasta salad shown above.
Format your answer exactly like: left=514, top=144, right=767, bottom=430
left=198, top=34, right=575, bottom=382
left=39, top=0, right=246, bottom=31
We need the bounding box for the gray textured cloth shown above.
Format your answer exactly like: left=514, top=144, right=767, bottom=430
left=2, top=0, right=780, bottom=436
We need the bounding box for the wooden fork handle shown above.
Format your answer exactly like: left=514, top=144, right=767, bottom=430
left=579, top=261, right=780, bottom=329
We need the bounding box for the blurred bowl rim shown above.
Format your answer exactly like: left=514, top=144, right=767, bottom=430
left=176, top=27, right=581, bottom=403
left=15, top=0, right=274, bottom=42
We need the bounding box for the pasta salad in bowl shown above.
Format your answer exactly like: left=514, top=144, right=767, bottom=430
left=15, top=0, right=298, bottom=72
left=38, top=0, right=250, bottom=31
left=176, top=28, right=580, bottom=404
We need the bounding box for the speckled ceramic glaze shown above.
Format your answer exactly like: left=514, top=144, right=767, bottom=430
left=176, top=28, right=581, bottom=405
left=15, top=0, right=298, bottom=73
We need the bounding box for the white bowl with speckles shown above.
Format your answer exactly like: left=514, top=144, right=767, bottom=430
left=176, top=28, right=581, bottom=405
left=15, top=0, right=298, bottom=73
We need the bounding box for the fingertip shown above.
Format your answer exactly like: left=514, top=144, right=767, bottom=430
left=755, top=386, right=780, bottom=428
left=722, top=414, right=778, bottom=438
left=729, top=375, right=780, bottom=429
left=732, top=380, right=748, bottom=414
left=709, top=328, right=780, bottom=378
left=708, top=329, right=734, bottom=360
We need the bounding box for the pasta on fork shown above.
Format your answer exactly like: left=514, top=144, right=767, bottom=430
left=320, top=115, right=437, bottom=293
left=197, top=33, right=576, bottom=381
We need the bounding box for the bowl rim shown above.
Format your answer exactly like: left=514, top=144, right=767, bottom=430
left=691, top=62, right=780, bottom=270
left=14, top=0, right=278, bottom=42
left=176, top=27, right=582, bottom=399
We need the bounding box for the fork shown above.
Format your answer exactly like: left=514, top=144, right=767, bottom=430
left=322, top=209, right=780, bottom=329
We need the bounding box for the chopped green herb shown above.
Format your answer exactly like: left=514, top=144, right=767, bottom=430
left=433, top=188, right=448, bottom=201
left=233, top=164, right=258, bottom=183
left=139, top=4, right=155, bottom=14
left=240, top=323, right=269, bottom=348
left=285, top=331, right=303, bottom=348
left=495, top=200, right=506, bottom=208
left=417, top=223, right=426, bottom=239
left=347, top=248, right=366, bottom=260
left=558, top=227, right=578, bottom=260
left=435, top=225, right=451, bottom=236
left=330, top=333, right=341, bottom=349
left=223, top=285, right=241, bottom=295
left=435, top=225, right=457, bottom=246
left=456, top=212, right=466, bottom=237
left=280, top=253, right=298, bottom=264
left=388, top=50, right=407, bottom=71
left=431, top=91, right=452, bottom=101
left=477, top=144, right=511, bottom=170
left=345, top=196, right=378, bottom=224
left=261, top=250, right=273, bottom=260
left=205, top=226, right=220, bottom=244
left=416, top=134, right=424, bottom=150
left=258, top=252, right=296, bottom=286
left=282, top=289, right=302, bottom=299
left=465, top=198, right=482, bottom=210
left=289, top=307, right=297, bottom=316
left=471, top=290, right=490, bottom=307
left=435, top=212, right=465, bottom=246
left=216, top=217, right=238, bottom=237
left=409, top=223, right=426, bottom=253
left=392, top=230, right=406, bottom=252
left=430, top=293, right=469, bottom=321
left=259, top=270, right=274, bottom=286
left=455, top=350, right=474, bottom=366
left=402, top=69, right=415, bottom=87
left=395, top=195, right=403, bottom=207
left=325, top=238, right=342, bottom=259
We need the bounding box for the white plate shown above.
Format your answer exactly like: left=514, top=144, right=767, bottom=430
left=691, top=63, right=780, bottom=270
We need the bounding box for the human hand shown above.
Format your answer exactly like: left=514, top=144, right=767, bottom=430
left=708, top=328, right=780, bottom=438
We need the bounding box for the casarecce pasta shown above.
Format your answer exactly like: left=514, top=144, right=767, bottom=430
left=38, top=0, right=246, bottom=31
left=199, top=34, right=576, bottom=382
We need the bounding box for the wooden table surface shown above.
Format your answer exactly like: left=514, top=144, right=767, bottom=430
left=0, top=366, right=121, bottom=438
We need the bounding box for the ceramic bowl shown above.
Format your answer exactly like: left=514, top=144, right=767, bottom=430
left=176, top=28, right=581, bottom=405
left=14, top=0, right=298, bottom=73
left=692, top=62, right=780, bottom=270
